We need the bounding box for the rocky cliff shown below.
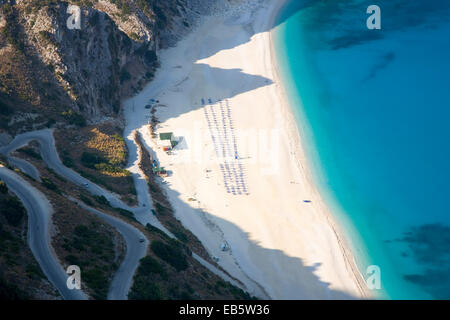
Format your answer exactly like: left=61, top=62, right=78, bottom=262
left=0, top=0, right=231, bottom=133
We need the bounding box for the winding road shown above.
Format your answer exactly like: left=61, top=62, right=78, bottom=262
left=0, top=167, right=87, bottom=300
left=1, top=129, right=166, bottom=231
left=0, top=129, right=151, bottom=300
left=74, top=200, right=148, bottom=300
left=0, top=128, right=240, bottom=299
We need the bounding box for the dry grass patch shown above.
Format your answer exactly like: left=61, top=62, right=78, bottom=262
left=54, top=124, right=137, bottom=205
left=85, top=127, right=127, bottom=168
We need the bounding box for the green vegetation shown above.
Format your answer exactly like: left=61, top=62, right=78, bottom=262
left=83, top=268, right=109, bottom=299
left=120, top=69, right=131, bottom=83
left=17, top=146, right=42, bottom=160
left=0, top=189, right=54, bottom=299
left=62, top=222, right=117, bottom=300
left=93, top=195, right=110, bottom=206
left=114, top=207, right=136, bottom=221
left=0, top=100, right=12, bottom=116
left=150, top=239, right=189, bottom=272
left=80, top=193, right=136, bottom=221
left=155, top=202, right=169, bottom=216
left=46, top=118, right=56, bottom=128
left=167, top=222, right=189, bottom=243
left=0, top=181, right=8, bottom=194
left=0, top=276, right=29, bottom=300
left=138, top=256, right=168, bottom=279
left=61, top=150, right=74, bottom=168
left=81, top=151, right=106, bottom=169
left=146, top=223, right=170, bottom=239
left=79, top=170, right=114, bottom=192
left=0, top=196, right=25, bottom=227
left=46, top=167, right=67, bottom=182
left=110, top=0, right=132, bottom=18
left=129, top=281, right=164, bottom=300
left=128, top=256, right=167, bottom=300
left=85, top=128, right=127, bottom=166
left=81, top=151, right=130, bottom=176
left=55, top=126, right=137, bottom=205
left=61, top=110, right=86, bottom=127
left=129, top=225, right=254, bottom=300
left=41, top=177, right=60, bottom=193
left=130, top=32, right=139, bottom=41
left=25, top=263, right=45, bottom=280
left=213, top=280, right=254, bottom=299
left=79, top=194, right=94, bottom=206
left=94, top=162, right=130, bottom=175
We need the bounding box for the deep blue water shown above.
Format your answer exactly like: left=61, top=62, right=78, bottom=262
left=274, top=0, right=450, bottom=299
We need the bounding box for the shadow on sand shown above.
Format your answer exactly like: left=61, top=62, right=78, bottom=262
left=132, top=1, right=363, bottom=299
left=149, top=63, right=275, bottom=124
left=154, top=179, right=360, bottom=299
left=140, top=0, right=450, bottom=299
left=197, top=0, right=316, bottom=61
left=135, top=1, right=313, bottom=124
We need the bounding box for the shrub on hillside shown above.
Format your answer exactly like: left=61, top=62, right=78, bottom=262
left=138, top=256, right=167, bottom=279
left=80, top=152, right=106, bottom=169
left=150, top=239, right=188, bottom=272
left=0, top=181, right=8, bottom=194
left=0, top=101, right=12, bottom=116
left=93, top=195, right=110, bottom=206
left=0, top=196, right=25, bottom=227
left=61, top=110, right=86, bottom=127
left=41, top=177, right=59, bottom=192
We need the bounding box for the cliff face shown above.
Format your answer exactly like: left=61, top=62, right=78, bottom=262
left=0, top=0, right=216, bottom=131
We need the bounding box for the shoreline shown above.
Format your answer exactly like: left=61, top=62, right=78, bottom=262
left=123, top=0, right=370, bottom=299
left=267, top=0, right=371, bottom=298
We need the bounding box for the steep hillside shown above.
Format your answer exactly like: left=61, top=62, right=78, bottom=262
left=0, top=0, right=253, bottom=300
left=0, top=0, right=204, bottom=133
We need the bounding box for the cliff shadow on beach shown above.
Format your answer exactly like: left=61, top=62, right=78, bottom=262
left=146, top=63, right=274, bottom=125
left=157, top=183, right=360, bottom=300
left=196, top=0, right=317, bottom=61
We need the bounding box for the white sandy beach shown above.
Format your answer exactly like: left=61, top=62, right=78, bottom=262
left=124, top=0, right=369, bottom=299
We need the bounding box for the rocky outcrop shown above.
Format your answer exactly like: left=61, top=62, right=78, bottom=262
left=17, top=0, right=194, bottom=121
left=0, top=0, right=246, bottom=130
left=0, top=0, right=220, bottom=127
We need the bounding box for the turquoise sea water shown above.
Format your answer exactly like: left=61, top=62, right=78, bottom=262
left=274, top=0, right=450, bottom=299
